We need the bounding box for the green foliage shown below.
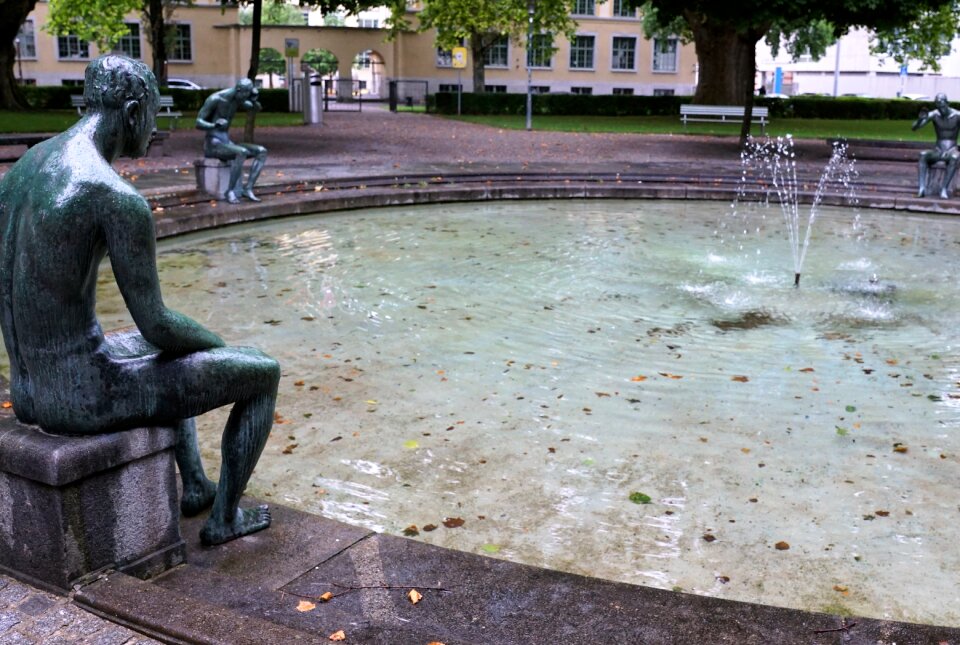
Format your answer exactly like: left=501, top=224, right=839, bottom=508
left=302, top=49, right=338, bottom=76
left=434, top=91, right=688, bottom=116
left=258, top=47, right=285, bottom=76
left=629, top=492, right=653, bottom=504
left=46, top=0, right=141, bottom=50
left=765, top=19, right=835, bottom=61
left=239, top=2, right=306, bottom=25
left=871, top=2, right=960, bottom=71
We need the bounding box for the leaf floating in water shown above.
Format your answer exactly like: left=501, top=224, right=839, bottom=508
left=403, top=525, right=420, bottom=537
left=835, top=426, right=849, bottom=436
left=282, top=443, right=298, bottom=454
left=798, top=368, right=815, bottom=373
left=658, top=372, right=683, bottom=379
left=329, top=630, right=347, bottom=642
left=595, top=391, right=611, bottom=398
left=928, top=394, right=942, bottom=401
left=731, top=375, right=749, bottom=383
left=319, top=592, right=334, bottom=602
left=774, top=541, right=790, bottom=550
left=892, top=443, right=908, bottom=453
left=630, top=375, right=647, bottom=382
left=481, top=544, right=501, bottom=554
left=403, top=440, right=419, bottom=449
left=716, top=576, right=730, bottom=584
left=296, top=600, right=316, bottom=612
left=264, top=319, right=282, bottom=326
left=301, top=316, right=316, bottom=321
left=407, top=589, right=423, bottom=605
left=833, top=585, right=849, bottom=594
left=294, top=380, right=305, bottom=387
left=629, top=492, right=652, bottom=504
left=422, top=524, right=438, bottom=532
left=845, top=405, right=856, bottom=412
left=886, top=359, right=898, bottom=366
left=702, top=533, right=717, bottom=543
left=875, top=510, right=890, bottom=517
left=442, top=517, right=465, bottom=528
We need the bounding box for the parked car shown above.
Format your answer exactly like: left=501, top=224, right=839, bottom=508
left=166, top=78, right=204, bottom=91
left=900, top=93, right=932, bottom=101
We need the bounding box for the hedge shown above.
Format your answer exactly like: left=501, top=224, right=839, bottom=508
left=433, top=91, right=943, bottom=120
left=21, top=85, right=291, bottom=112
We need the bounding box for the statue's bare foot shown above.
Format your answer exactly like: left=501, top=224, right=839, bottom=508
left=225, top=190, right=240, bottom=204
left=242, top=188, right=260, bottom=202
left=940, top=189, right=950, bottom=199
left=199, top=505, right=271, bottom=546
left=180, top=477, right=217, bottom=517
left=918, top=187, right=926, bottom=197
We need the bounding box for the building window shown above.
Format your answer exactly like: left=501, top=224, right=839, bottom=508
left=652, top=37, right=678, bottom=72
left=569, top=35, right=594, bottom=70
left=438, top=83, right=462, bottom=92
left=484, top=84, right=507, bottom=93
left=572, top=0, right=595, bottom=16
left=358, top=18, right=379, bottom=28
left=527, top=34, right=553, bottom=68
left=354, top=51, right=372, bottom=69
left=484, top=36, right=508, bottom=68
left=612, top=36, right=636, bottom=70
left=16, top=20, right=37, bottom=59
left=436, top=47, right=453, bottom=67
left=116, top=23, right=141, bottom=59
left=612, top=0, right=636, bottom=18
left=61, top=79, right=84, bottom=87
left=531, top=85, right=550, bottom=94
left=571, top=86, right=592, bottom=95
left=612, top=87, right=634, bottom=95
left=57, top=35, right=90, bottom=60
left=653, top=88, right=675, bottom=96
left=168, top=23, right=192, bottom=62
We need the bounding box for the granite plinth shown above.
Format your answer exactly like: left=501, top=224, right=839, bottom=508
left=194, top=157, right=232, bottom=198
left=0, top=412, right=185, bottom=592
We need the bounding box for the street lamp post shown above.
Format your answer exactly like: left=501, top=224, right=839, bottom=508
left=15, top=38, right=22, bottom=84
left=525, top=0, right=534, bottom=131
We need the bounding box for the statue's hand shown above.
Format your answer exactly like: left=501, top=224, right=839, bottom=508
left=215, top=118, right=229, bottom=129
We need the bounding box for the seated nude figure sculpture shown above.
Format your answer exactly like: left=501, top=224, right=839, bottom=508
left=196, top=78, right=268, bottom=204
left=912, top=93, right=960, bottom=199
left=0, top=55, right=279, bottom=545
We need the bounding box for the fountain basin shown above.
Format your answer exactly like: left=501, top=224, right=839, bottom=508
left=38, top=199, right=960, bottom=625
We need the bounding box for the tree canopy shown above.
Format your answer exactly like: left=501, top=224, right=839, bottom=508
left=870, top=1, right=960, bottom=71
left=239, top=1, right=307, bottom=25
left=387, top=0, right=576, bottom=92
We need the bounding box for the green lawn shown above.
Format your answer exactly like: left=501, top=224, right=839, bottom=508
left=0, top=110, right=304, bottom=133
left=441, top=114, right=930, bottom=142
left=0, top=108, right=928, bottom=142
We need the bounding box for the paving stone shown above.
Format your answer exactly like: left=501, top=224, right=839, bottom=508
left=0, top=611, right=22, bottom=633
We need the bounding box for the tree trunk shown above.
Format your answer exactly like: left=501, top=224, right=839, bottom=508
left=243, top=0, right=262, bottom=144
left=470, top=34, right=485, bottom=93
left=0, top=0, right=38, bottom=110
left=144, top=0, right=167, bottom=86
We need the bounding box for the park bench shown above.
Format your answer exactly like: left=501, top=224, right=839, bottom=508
left=71, top=94, right=183, bottom=130
left=680, top=104, right=769, bottom=133
left=0, top=133, right=54, bottom=160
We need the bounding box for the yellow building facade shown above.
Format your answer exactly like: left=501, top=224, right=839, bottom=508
left=14, top=0, right=696, bottom=98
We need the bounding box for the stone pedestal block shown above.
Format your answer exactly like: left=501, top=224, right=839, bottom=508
left=0, top=415, right=185, bottom=592
left=194, top=157, right=232, bottom=198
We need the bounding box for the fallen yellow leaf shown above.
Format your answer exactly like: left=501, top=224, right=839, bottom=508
left=296, top=600, right=316, bottom=612
left=329, top=630, right=346, bottom=641
left=407, top=589, right=423, bottom=604
left=1, top=401, right=12, bottom=409
left=319, top=591, right=334, bottom=602
left=630, top=375, right=647, bottom=382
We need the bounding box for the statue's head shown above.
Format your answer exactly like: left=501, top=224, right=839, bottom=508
left=84, top=55, right=160, bottom=158
left=935, top=93, right=949, bottom=109
left=234, top=78, right=255, bottom=101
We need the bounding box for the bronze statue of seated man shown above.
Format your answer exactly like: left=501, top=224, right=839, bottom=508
left=196, top=78, right=268, bottom=204
left=0, top=55, right=279, bottom=545
left=912, top=93, right=960, bottom=199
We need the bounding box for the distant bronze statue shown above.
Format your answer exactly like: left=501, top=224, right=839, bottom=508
left=912, top=93, right=960, bottom=198
left=196, top=78, right=268, bottom=204
left=0, top=55, right=279, bottom=545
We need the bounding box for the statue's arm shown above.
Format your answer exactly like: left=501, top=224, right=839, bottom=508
left=912, top=111, right=931, bottom=131
left=105, top=194, right=225, bottom=353
left=196, top=97, right=222, bottom=131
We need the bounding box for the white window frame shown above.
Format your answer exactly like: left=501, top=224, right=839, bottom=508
left=116, top=22, right=142, bottom=60
left=611, top=35, right=636, bottom=72
left=652, top=36, right=679, bottom=73
left=57, top=34, right=90, bottom=61
left=527, top=33, right=553, bottom=69
left=16, top=20, right=37, bottom=60
left=572, top=0, right=595, bottom=16
left=484, top=35, right=509, bottom=68
left=569, top=34, right=595, bottom=71
left=168, top=22, right=193, bottom=63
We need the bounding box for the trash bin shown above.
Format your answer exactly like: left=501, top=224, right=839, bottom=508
left=303, top=73, right=323, bottom=125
